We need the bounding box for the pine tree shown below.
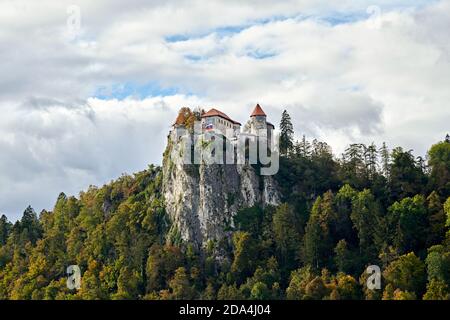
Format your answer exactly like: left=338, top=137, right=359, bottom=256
left=0, top=215, right=11, bottom=246
left=279, top=110, right=294, bottom=156
left=303, top=195, right=334, bottom=269
left=303, top=213, right=323, bottom=270
left=15, top=206, right=42, bottom=245
left=341, top=144, right=366, bottom=188
left=426, top=192, right=446, bottom=245
left=334, top=239, right=352, bottom=274
left=296, top=135, right=311, bottom=158
left=231, top=232, right=256, bottom=282
left=272, top=203, right=301, bottom=271
left=350, top=189, right=383, bottom=261
left=169, top=267, right=194, bottom=300
left=389, top=147, right=427, bottom=201
left=428, top=140, right=450, bottom=196
left=364, top=143, right=378, bottom=180
left=379, top=142, right=390, bottom=179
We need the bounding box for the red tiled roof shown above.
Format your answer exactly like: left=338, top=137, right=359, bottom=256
left=250, top=104, right=266, bottom=117
left=201, top=108, right=241, bottom=125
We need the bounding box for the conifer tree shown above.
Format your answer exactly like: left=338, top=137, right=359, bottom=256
left=279, top=110, right=294, bottom=156
left=379, top=142, right=390, bottom=179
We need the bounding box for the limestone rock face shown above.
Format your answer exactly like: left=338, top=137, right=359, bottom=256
left=162, top=137, right=280, bottom=248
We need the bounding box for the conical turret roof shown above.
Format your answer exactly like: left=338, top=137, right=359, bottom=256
left=250, top=104, right=266, bottom=117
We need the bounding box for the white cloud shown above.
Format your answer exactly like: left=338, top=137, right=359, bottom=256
left=0, top=96, right=202, bottom=219
left=0, top=0, right=449, bottom=220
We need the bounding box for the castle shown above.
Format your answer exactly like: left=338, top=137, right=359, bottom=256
left=164, top=104, right=280, bottom=247
left=172, top=104, right=274, bottom=140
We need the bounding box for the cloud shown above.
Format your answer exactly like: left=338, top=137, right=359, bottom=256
left=0, top=96, right=200, bottom=219
left=0, top=0, right=449, bottom=219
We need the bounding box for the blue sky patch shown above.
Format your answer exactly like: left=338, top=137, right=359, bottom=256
left=94, top=82, right=184, bottom=100
left=163, top=1, right=438, bottom=45
left=320, top=13, right=367, bottom=26
left=246, top=50, right=278, bottom=60
left=183, top=54, right=206, bottom=62
left=163, top=15, right=298, bottom=44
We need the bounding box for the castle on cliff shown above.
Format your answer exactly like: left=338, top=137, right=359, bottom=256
left=164, top=104, right=280, bottom=247
left=171, top=104, right=275, bottom=140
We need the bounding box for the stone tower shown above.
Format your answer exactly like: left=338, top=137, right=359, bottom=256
left=249, top=104, right=267, bottom=135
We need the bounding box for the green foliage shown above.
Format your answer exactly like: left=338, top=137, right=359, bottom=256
left=272, top=204, right=301, bottom=270
left=168, top=267, right=195, bottom=300
left=428, top=140, right=450, bottom=196
left=389, top=147, right=427, bottom=201
left=425, top=245, right=450, bottom=283
left=388, top=195, right=428, bottom=254
left=0, top=215, right=11, bottom=246
left=392, top=289, right=417, bottom=300
left=423, top=279, right=450, bottom=300
left=0, top=130, right=448, bottom=300
left=303, top=193, right=336, bottom=270
left=334, top=240, right=352, bottom=274
left=276, top=140, right=339, bottom=207
left=279, top=110, right=294, bottom=156
left=233, top=206, right=263, bottom=235
left=231, top=232, right=256, bottom=282
left=303, top=202, right=328, bottom=270
left=383, top=252, right=426, bottom=296
left=334, top=274, right=360, bottom=300
left=217, top=284, right=243, bottom=300
left=0, top=166, right=170, bottom=300
left=427, top=192, right=446, bottom=245
left=445, top=197, right=450, bottom=228
left=286, top=266, right=315, bottom=300
left=351, top=189, right=384, bottom=262
left=250, top=281, right=270, bottom=300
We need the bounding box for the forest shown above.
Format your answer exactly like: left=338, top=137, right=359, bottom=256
left=0, top=110, right=449, bottom=300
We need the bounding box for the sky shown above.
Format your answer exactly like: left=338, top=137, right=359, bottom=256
left=0, top=0, right=449, bottom=221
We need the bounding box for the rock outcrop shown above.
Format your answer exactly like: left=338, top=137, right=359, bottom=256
left=162, top=135, right=280, bottom=248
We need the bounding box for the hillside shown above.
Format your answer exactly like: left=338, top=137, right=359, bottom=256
left=0, top=111, right=449, bottom=300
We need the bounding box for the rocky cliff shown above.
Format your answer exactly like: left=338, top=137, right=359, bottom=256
left=162, top=134, right=280, bottom=249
